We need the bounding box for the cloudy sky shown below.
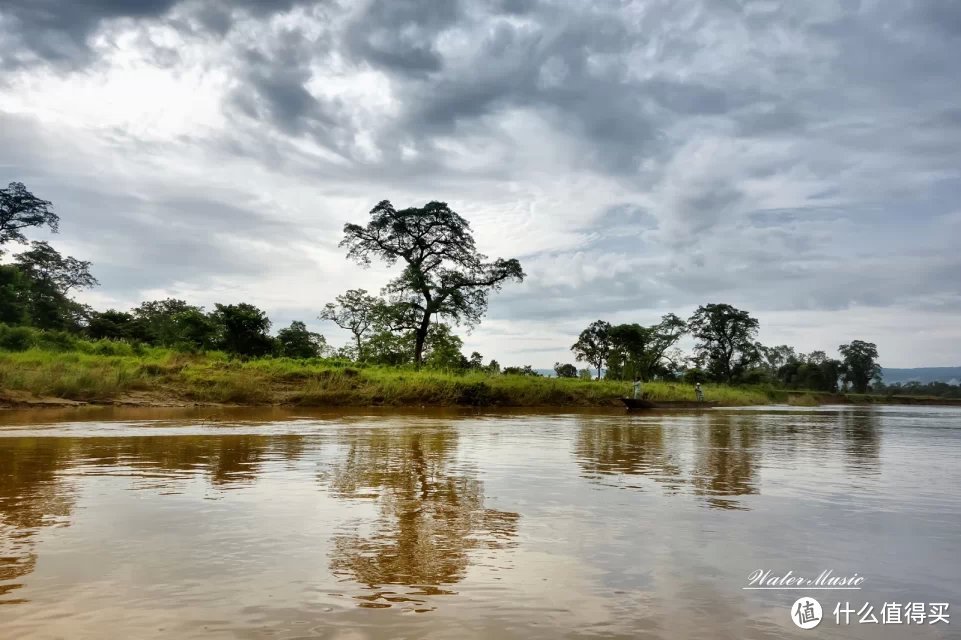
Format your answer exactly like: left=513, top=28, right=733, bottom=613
left=1, top=0, right=959, bottom=368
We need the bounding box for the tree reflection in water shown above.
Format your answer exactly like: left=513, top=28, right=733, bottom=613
left=575, top=418, right=685, bottom=493
left=0, top=439, right=76, bottom=604
left=690, top=416, right=759, bottom=510
left=575, top=414, right=761, bottom=510
left=840, top=409, right=881, bottom=473
left=326, top=427, right=519, bottom=609
left=0, top=435, right=306, bottom=603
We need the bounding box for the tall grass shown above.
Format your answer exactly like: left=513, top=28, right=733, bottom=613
left=0, top=348, right=778, bottom=407
left=0, top=326, right=778, bottom=407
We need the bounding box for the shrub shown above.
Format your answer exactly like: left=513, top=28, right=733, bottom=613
left=0, top=325, right=35, bottom=351
left=34, top=330, right=79, bottom=352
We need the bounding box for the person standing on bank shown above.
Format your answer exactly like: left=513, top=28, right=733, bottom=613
left=632, top=377, right=643, bottom=399
left=695, top=382, right=704, bottom=402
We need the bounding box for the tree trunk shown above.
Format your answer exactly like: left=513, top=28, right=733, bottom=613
left=355, top=333, right=363, bottom=362
left=413, top=311, right=431, bottom=367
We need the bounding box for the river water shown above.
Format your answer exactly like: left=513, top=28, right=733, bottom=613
left=0, top=405, right=959, bottom=639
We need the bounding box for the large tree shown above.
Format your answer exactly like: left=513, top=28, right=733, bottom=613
left=132, top=299, right=203, bottom=346
left=14, top=241, right=97, bottom=294
left=340, top=200, right=524, bottom=366
left=13, top=241, right=97, bottom=330
left=277, top=320, right=327, bottom=359
left=213, top=303, right=274, bottom=358
left=0, top=182, right=59, bottom=247
left=606, top=323, right=651, bottom=380
left=606, top=314, right=688, bottom=381
left=171, top=308, right=220, bottom=352
left=688, top=303, right=761, bottom=383
left=87, top=310, right=137, bottom=341
left=839, top=340, right=881, bottom=393
left=571, top=320, right=612, bottom=380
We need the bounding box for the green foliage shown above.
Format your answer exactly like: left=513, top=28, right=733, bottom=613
left=213, top=303, right=275, bottom=358
left=774, top=353, right=844, bottom=392
left=340, top=200, right=524, bottom=365
left=468, top=351, right=484, bottom=370
left=87, top=310, right=137, bottom=341
left=171, top=308, right=220, bottom=352
left=0, top=178, right=894, bottom=403
left=132, top=299, right=201, bottom=346
left=0, top=324, right=34, bottom=351
left=605, top=317, right=687, bottom=381
left=3, top=241, right=95, bottom=331
left=875, top=380, right=961, bottom=399
left=423, top=323, right=466, bottom=370
left=502, top=365, right=541, bottom=377
left=277, top=321, right=327, bottom=359
left=0, top=345, right=779, bottom=407
left=0, top=264, right=29, bottom=326
left=0, top=182, right=60, bottom=246
left=14, top=241, right=97, bottom=293
left=682, top=367, right=708, bottom=384
left=363, top=328, right=413, bottom=365
left=688, top=303, right=761, bottom=383
left=839, top=340, right=881, bottom=393
left=571, top=320, right=612, bottom=379
left=319, top=289, right=381, bottom=360
left=554, top=362, right=577, bottom=378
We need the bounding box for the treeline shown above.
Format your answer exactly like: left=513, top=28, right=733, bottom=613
left=873, top=381, right=961, bottom=399
left=0, top=181, right=894, bottom=393
left=560, top=304, right=883, bottom=393
left=0, top=182, right=520, bottom=371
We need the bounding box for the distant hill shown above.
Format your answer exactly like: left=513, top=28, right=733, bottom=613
left=881, top=367, right=961, bottom=385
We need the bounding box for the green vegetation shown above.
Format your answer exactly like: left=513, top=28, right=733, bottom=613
left=3, top=181, right=954, bottom=409
left=574, top=305, right=890, bottom=397
left=339, top=200, right=524, bottom=365
left=0, top=329, right=775, bottom=407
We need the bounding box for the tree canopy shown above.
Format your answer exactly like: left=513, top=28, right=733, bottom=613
left=571, top=320, right=612, bottom=379
left=839, top=340, right=881, bottom=393
left=688, top=303, right=761, bottom=383
left=319, top=289, right=381, bottom=361
left=277, top=321, right=326, bottom=359
left=213, top=303, right=274, bottom=358
left=340, top=200, right=524, bottom=365
left=554, top=363, right=577, bottom=378
left=10, top=241, right=97, bottom=331
left=0, top=182, right=60, bottom=247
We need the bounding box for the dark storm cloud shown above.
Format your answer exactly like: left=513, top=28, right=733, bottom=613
left=216, top=0, right=960, bottom=325
left=343, top=0, right=464, bottom=75
left=231, top=32, right=336, bottom=136
left=2, top=1, right=961, bottom=363
left=0, top=0, right=179, bottom=67
left=0, top=0, right=315, bottom=68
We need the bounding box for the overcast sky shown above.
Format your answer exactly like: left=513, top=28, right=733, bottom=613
left=1, top=0, right=959, bottom=368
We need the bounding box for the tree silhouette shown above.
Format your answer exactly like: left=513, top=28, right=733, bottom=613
left=839, top=340, right=881, bottom=393
left=340, top=200, right=524, bottom=366
left=0, top=182, right=59, bottom=247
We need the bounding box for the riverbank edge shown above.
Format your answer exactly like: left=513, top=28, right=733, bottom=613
left=2, top=387, right=958, bottom=411
left=2, top=350, right=959, bottom=411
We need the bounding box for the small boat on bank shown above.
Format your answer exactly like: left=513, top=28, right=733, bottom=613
left=621, top=398, right=719, bottom=410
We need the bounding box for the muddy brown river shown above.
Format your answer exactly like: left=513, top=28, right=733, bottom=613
left=1, top=405, right=959, bottom=639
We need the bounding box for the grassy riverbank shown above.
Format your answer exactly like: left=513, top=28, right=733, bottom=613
left=0, top=347, right=780, bottom=408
